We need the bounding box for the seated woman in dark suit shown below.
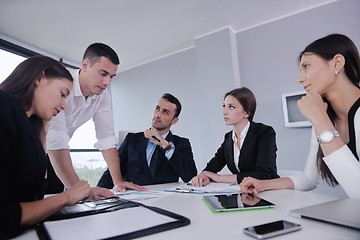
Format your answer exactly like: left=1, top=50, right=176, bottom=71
left=0, top=56, right=91, bottom=239
left=191, top=87, right=279, bottom=186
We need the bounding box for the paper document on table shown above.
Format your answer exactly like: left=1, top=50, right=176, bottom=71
left=165, top=182, right=240, bottom=194
left=44, top=206, right=177, bottom=240
left=115, top=190, right=164, bottom=201
left=12, top=229, right=38, bottom=240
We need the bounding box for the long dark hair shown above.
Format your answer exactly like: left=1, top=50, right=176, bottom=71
left=224, top=87, right=257, bottom=122
left=0, top=55, right=73, bottom=139
left=298, top=34, right=360, bottom=186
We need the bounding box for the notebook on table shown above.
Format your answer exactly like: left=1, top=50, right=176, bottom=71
left=290, top=198, right=360, bottom=230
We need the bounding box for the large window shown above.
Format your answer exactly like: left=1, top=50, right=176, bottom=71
left=69, top=120, right=107, bottom=187
left=0, top=48, right=25, bottom=83
left=0, top=42, right=106, bottom=187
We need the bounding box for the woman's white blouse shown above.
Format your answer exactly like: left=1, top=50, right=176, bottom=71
left=289, top=108, right=360, bottom=199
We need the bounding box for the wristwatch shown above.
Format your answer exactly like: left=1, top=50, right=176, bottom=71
left=163, top=141, right=175, bottom=152
left=317, top=130, right=340, bottom=143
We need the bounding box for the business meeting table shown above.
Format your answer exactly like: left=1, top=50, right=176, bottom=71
left=13, top=182, right=360, bottom=240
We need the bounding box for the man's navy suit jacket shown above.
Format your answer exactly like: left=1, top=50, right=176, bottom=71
left=97, top=131, right=197, bottom=187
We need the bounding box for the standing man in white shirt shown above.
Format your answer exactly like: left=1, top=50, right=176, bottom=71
left=46, top=43, right=145, bottom=199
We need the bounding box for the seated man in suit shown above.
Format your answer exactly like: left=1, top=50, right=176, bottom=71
left=97, top=93, right=198, bottom=187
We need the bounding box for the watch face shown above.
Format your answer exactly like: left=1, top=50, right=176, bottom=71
left=321, top=131, right=334, bottom=142
left=318, top=130, right=339, bottom=143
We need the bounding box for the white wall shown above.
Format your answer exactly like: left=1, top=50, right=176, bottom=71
left=111, top=0, right=360, bottom=197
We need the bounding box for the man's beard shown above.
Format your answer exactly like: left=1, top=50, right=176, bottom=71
left=152, top=122, right=171, bottom=131
left=152, top=125, right=166, bottom=131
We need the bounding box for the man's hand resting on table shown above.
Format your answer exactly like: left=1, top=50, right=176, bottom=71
left=113, top=181, right=147, bottom=192
left=87, top=186, right=115, bottom=200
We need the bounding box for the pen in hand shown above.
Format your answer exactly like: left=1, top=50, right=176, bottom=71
left=147, top=127, right=161, bottom=142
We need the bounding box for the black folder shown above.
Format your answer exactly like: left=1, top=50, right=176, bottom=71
left=39, top=197, right=190, bottom=240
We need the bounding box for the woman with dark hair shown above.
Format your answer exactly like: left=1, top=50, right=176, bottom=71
left=191, top=87, right=278, bottom=186
left=241, top=34, right=360, bottom=199
left=0, top=55, right=90, bottom=238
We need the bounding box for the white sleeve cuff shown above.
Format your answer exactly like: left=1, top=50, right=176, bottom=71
left=323, top=145, right=360, bottom=199
left=94, top=135, right=119, bottom=150
left=289, top=172, right=318, bottom=191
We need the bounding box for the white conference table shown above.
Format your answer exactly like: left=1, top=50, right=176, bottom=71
left=135, top=182, right=359, bottom=240
left=13, top=182, right=360, bottom=240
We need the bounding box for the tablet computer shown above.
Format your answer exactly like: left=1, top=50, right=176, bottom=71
left=203, top=193, right=275, bottom=212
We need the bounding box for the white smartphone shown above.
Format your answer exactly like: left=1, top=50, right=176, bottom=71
left=243, top=220, right=301, bottom=239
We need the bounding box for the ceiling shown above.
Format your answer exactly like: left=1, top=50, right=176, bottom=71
left=0, top=0, right=336, bottom=72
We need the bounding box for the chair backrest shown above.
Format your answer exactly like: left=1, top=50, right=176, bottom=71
left=118, top=130, right=141, bottom=146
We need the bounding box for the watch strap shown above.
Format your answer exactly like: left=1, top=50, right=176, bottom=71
left=162, top=141, right=175, bottom=152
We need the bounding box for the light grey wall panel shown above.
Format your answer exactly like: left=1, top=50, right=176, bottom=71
left=194, top=28, right=240, bottom=171
left=111, top=48, right=197, bottom=134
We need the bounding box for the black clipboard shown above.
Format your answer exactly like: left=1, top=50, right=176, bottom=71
left=39, top=197, right=190, bottom=240
left=109, top=205, right=190, bottom=240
